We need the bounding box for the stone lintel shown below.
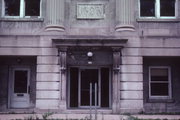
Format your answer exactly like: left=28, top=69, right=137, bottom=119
left=52, top=36, right=128, bottom=48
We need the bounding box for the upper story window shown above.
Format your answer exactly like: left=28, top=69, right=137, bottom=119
left=149, top=67, right=172, bottom=99
left=140, top=0, right=177, bottom=19
left=2, top=0, right=41, bottom=18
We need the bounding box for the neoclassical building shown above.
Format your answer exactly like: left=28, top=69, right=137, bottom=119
left=0, top=0, right=180, bottom=114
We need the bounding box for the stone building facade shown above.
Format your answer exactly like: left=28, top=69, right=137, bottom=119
left=0, top=0, right=180, bottom=114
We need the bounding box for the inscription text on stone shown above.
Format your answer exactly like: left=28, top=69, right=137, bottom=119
left=77, top=4, right=104, bottom=19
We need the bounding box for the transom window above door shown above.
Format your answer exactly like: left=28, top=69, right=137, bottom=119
left=139, top=0, right=177, bottom=19
left=2, top=0, right=41, bottom=18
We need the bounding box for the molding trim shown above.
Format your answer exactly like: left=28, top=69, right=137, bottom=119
left=52, top=36, right=128, bottom=48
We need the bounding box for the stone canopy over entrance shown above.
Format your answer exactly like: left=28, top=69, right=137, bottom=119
left=52, top=36, right=128, bottom=113
left=52, top=36, right=128, bottom=48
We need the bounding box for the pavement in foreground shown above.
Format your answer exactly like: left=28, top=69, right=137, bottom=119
left=0, top=114, right=180, bottom=120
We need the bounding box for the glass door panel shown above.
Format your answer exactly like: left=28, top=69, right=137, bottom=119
left=80, top=69, right=99, bottom=106
left=14, top=70, right=28, bottom=93
left=69, top=67, right=110, bottom=108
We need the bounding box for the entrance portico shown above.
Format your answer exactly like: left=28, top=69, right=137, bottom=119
left=53, top=36, right=127, bottom=113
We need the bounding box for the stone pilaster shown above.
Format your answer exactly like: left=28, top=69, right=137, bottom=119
left=45, top=0, right=65, bottom=31
left=112, top=48, right=121, bottom=113
left=59, top=50, right=67, bottom=110
left=115, top=0, right=135, bottom=31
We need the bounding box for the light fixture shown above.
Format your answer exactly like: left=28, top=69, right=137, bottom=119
left=87, top=51, right=93, bottom=57
left=87, top=51, right=93, bottom=64
left=88, top=61, right=93, bottom=64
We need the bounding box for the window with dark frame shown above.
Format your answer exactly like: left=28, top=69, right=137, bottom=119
left=4, top=0, right=20, bottom=16
left=4, top=0, right=41, bottom=17
left=140, top=0, right=176, bottom=18
left=140, top=0, right=155, bottom=17
left=25, top=0, right=40, bottom=16
left=160, top=0, right=175, bottom=17
left=149, top=67, right=171, bottom=98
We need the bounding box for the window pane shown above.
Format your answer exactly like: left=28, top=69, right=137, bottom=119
left=25, top=0, right=40, bottom=16
left=70, top=67, right=79, bottom=107
left=151, top=68, right=168, bottom=81
left=151, top=76, right=168, bottom=81
left=81, top=69, right=99, bottom=106
left=140, top=0, right=155, bottom=17
left=151, top=83, right=168, bottom=96
left=160, top=0, right=175, bottom=16
left=4, top=0, right=20, bottom=16
left=14, top=70, right=28, bottom=93
left=101, top=68, right=109, bottom=107
left=151, top=68, right=168, bottom=76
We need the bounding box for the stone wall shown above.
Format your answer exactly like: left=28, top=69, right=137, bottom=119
left=0, top=0, right=180, bottom=114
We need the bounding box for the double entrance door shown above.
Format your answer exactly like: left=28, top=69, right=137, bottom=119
left=69, top=67, right=110, bottom=108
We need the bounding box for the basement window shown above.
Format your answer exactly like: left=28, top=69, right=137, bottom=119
left=140, top=0, right=177, bottom=19
left=3, top=0, right=41, bottom=18
left=149, top=67, right=172, bottom=99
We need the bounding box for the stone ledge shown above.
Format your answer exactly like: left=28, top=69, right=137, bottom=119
left=137, top=18, right=180, bottom=22
left=0, top=18, right=44, bottom=22
left=52, top=36, right=128, bottom=48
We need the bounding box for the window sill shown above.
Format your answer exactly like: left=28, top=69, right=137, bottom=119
left=137, top=18, right=180, bottom=22
left=148, top=98, right=174, bottom=103
left=0, top=18, right=44, bottom=22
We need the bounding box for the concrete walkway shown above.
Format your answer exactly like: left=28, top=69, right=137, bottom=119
left=133, top=115, right=180, bottom=120
left=0, top=114, right=127, bottom=120
left=0, top=114, right=180, bottom=120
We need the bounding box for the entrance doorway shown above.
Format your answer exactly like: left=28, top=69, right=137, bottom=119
left=80, top=69, right=99, bottom=107
left=69, top=67, right=111, bottom=108
left=9, top=67, right=30, bottom=108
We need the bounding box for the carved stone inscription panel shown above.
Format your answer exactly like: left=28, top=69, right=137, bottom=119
left=77, top=4, right=104, bottom=19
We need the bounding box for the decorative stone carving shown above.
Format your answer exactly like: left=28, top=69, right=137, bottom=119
left=113, top=52, right=121, bottom=73
left=112, top=49, right=121, bottom=113
left=59, top=51, right=67, bottom=110
left=59, top=51, right=66, bottom=73
left=77, top=4, right=104, bottom=19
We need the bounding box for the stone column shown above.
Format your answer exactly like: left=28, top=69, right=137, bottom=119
left=59, top=50, right=67, bottom=110
left=112, top=48, right=121, bottom=113
left=45, top=0, right=65, bottom=31
left=115, top=0, right=135, bottom=31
